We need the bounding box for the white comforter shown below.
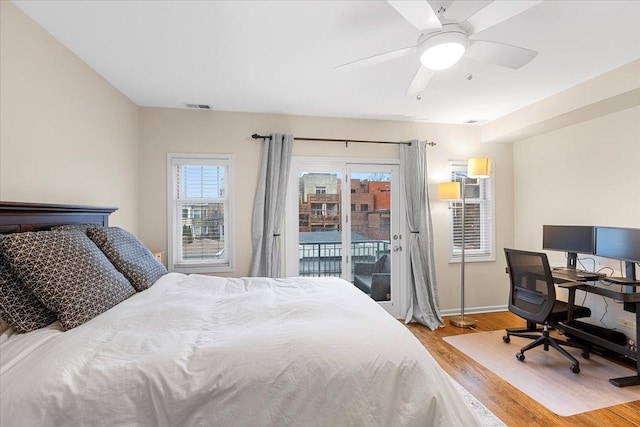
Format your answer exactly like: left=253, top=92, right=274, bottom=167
left=0, top=273, right=480, bottom=426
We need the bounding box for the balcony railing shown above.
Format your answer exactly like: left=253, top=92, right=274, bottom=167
left=298, top=240, right=390, bottom=277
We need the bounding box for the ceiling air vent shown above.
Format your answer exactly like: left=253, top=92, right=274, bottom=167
left=185, top=104, right=211, bottom=110
left=464, top=119, right=488, bottom=125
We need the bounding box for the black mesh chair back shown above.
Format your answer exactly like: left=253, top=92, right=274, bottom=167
left=504, top=248, right=556, bottom=325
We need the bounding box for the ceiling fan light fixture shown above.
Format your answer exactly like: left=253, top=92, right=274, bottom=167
left=419, top=30, right=467, bottom=71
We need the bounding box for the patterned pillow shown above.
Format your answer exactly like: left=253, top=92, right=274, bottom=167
left=87, top=227, right=168, bottom=292
left=0, top=231, right=136, bottom=331
left=0, top=252, right=57, bottom=333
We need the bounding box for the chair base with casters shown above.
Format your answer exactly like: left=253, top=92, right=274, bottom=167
left=503, top=322, right=590, bottom=373
left=505, top=319, right=543, bottom=335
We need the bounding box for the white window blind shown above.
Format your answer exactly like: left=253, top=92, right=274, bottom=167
left=448, top=161, right=495, bottom=262
left=168, top=154, right=233, bottom=273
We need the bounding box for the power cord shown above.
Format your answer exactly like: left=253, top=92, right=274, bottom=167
left=577, top=256, right=596, bottom=272
left=597, top=266, right=615, bottom=276
left=599, top=296, right=609, bottom=329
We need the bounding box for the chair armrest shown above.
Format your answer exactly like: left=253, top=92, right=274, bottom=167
left=371, top=273, right=391, bottom=301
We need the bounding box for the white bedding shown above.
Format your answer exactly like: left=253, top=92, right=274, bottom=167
left=1, top=273, right=480, bottom=426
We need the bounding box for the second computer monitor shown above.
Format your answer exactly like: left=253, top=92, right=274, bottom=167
left=595, top=227, right=640, bottom=264
left=542, top=225, right=595, bottom=268
left=595, top=227, right=640, bottom=284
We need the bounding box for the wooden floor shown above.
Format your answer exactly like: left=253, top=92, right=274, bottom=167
left=405, top=311, right=640, bottom=427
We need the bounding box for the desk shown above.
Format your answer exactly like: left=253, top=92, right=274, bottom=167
left=554, top=273, right=640, bottom=387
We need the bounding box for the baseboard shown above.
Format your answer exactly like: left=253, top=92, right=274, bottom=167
left=440, top=305, right=507, bottom=317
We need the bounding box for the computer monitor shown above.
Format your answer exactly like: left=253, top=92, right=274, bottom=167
left=595, top=227, right=640, bottom=283
left=542, top=225, right=595, bottom=268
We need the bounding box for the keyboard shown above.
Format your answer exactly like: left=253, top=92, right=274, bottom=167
left=552, top=267, right=585, bottom=272
left=552, top=268, right=604, bottom=282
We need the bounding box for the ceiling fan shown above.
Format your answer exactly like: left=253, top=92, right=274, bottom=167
left=337, top=0, right=542, bottom=96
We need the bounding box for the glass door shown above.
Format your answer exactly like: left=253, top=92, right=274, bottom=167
left=286, top=159, right=402, bottom=317
left=348, top=164, right=400, bottom=316
left=296, top=166, right=345, bottom=278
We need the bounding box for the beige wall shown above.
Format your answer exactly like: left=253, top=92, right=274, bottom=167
left=0, top=1, right=139, bottom=232
left=514, top=105, right=640, bottom=250
left=138, top=108, right=514, bottom=312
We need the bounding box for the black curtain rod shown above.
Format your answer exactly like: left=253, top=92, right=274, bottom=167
left=251, top=134, right=437, bottom=147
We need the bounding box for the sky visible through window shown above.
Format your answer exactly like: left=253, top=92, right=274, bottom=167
left=181, top=165, right=225, bottom=198
left=353, top=172, right=390, bottom=182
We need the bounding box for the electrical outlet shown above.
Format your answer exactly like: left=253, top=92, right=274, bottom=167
left=619, top=318, right=636, bottom=328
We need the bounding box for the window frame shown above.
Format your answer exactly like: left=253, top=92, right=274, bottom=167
left=447, top=160, right=495, bottom=263
left=167, top=153, right=234, bottom=273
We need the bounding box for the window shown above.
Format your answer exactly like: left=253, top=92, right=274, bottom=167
left=315, top=186, right=326, bottom=194
left=447, top=161, right=495, bottom=262
left=167, top=153, right=233, bottom=273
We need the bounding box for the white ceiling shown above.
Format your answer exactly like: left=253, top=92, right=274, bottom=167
left=13, top=0, right=640, bottom=124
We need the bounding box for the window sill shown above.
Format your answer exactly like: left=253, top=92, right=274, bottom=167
left=170, top=265, right=234, bottom=274
left=448, top=256, right=496, bottom=264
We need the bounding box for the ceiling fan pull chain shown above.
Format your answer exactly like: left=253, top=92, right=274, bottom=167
left=466, top=37, right=473, bottom=81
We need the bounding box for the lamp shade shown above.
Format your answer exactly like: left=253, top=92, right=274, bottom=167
left=467, top=157, right=492, bottom=178
left=438, top=181, right=461, bottom=200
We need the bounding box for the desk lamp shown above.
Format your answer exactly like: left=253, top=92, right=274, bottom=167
left=438, top=157, right=492, bottom=328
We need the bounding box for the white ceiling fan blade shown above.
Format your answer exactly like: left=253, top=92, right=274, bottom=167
left=387, top=0, right=442, bottom=32
left=464, top=0, right=542, bottom=35
left=406, top=66, right=435, bottom=96
left=469, top=40, right=538, bottom=69
left=335, top=46, right=415, bottom=71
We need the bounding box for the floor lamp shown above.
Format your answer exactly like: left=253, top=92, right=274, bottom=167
left=438, top=157, right=492, bottom=328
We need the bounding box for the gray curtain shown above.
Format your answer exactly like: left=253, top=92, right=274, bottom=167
left=400, top=140, right=444, bottom=330
left=250, top=133, right=294, bottom=278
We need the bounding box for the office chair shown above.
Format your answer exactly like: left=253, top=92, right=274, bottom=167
left=503, top=248, right=591, bottom=373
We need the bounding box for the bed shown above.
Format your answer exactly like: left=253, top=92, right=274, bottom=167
left=0, top=201, right=481, bottom=426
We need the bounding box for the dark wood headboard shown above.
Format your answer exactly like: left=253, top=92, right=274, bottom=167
left=0, top=201, right=117, bottom=234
